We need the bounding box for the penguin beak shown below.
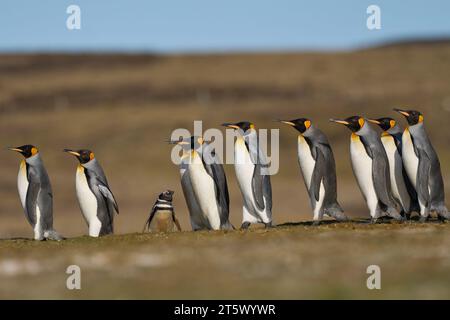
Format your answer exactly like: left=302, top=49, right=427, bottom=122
left=277, top=119, right=295, bottom=127
left=8, top=147, right=23, bottom=153
left=394, top=108, right=410, bottom=117
left=63, top=149, right=81, bottom=157
left=221, top=123, right=240, bottom=130
left=368, top=119, right=381, bottom=125
left=329, top=119, right=349, bottom=126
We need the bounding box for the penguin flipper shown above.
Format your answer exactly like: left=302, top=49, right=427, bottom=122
left=310, top=147, right=326, bottom=202
left=251, top=164, right=266, bottom=211
left=416, top=149, right=431, bottom=210
left=98, top=184, right=119, bottom=214
left=202, top=147, right=231, bottom=226
left=142, top=200, right=159, bottom=233
left=371, top=148, right=396, bottom=208
left=172, top=214, right=182, bottom=231
left=24, top=181, right=39, bottom=226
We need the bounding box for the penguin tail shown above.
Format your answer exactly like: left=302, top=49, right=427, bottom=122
left=44, top=230, right=65, bottom=241
left=385, top=207, right=405, bottom=221
left=326, top=203, right=348, bottom=222
left=221, top=221, right=235, bottom=231
left=433, top=205, right=450, bottom=220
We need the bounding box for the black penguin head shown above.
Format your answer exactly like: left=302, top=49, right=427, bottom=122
left=278, top=118, right=311, bottom=133
left=169, top=136, right=204, bottom=150
left=8, top=144, right=38, bottom=158
left=330, top=116, right=365, bottom=132
left=222, top=121, right=255, bottom=133
left=368, top=117, right=397, bottom=131
left=159, top=190, right=174, bottom=202
left=394, top=108, right=424, bottom=126
left=64, top=149, right=95, bottom=164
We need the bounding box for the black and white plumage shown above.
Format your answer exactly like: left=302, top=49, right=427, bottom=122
left=222, top=122, right=272, bottom=229
left=368, top=117, right=419, bottom=217
left=9, top=145, right=63, bottom=240
left=64, top=149, right=119, bottom=237
left=395, top=109, right=449, bottom=221
left=171, top=136, right=233, bottom=231
left=279, top=118, right=347, bottom=224
left=330, top=116, right=404, bottom=222
left=143, top=190, right=181, bottom=233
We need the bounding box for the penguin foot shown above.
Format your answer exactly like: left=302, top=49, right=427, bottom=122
left=240, top=222, right=251, bottom=230
left=312, top=220, right=321, bottom=226
left=264, top=222, right=273, bottom=229
left=370, top=218, right=379, bottom=224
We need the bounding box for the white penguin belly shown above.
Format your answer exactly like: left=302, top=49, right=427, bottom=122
left=350, top=134, right=378, bottom=217
left=75, top=165, right=101, bottom=237
left=402, top=129, right=419, bottom=188
left=188, top=151, right=221, bottom=230
left=297, top=135, right=315, bottom=189
left=234, top=138, right=269, bottom=223
left=17, top=160, right=29, bottom=210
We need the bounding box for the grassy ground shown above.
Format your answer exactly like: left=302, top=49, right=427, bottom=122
left=1, top=219, right=449, bottom=299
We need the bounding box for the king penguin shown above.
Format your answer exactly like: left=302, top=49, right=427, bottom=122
left=394, top=109, right=449, bottom=221
left=171, top=136, right=233, bottom=230
left=278, top=118, right=347, bottom=224
left=171, top=137, right=205, bottom=230
left=64, top=149, right=119, bottom=237
left=330, top=117, right=404, bottom=222
left=368, top=117, right=419, bottom=218
left=8, top=145, right=63, bottom=240
left=143, top=190, right=181, bottom=233
left=222, top=122, right=273, bottom=229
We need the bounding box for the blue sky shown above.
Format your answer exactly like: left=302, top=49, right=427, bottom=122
left=1, top=0, right=449, bottom=52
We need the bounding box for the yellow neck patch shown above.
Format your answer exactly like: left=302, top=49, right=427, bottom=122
left=89, top=152, right=95, bottom=160
left=390, top=119, right=396, bottom=128
left=418, top=115, right=424, bottom=123
left=31, top=147, right=38, bottom=156
left=249, top=123, right=255, bottom=130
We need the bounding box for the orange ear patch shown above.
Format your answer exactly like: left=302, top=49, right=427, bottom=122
left=418, top=115, right=424, bottom=123
left=31, top=147, right=38, bottom=155
left=390, top=119, right=396, bottom=128
left=304, top=120, right=311, bottom=129
left=358, top=118, right=365, bottom=128
left=89, top=152, right=95, bottom=160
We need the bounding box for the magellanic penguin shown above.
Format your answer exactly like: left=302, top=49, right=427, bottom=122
left=64, top=149, right=119, bottom=236
left=368, top=117, right=419, bottom=218
left=278, top=118, right=347, bottom=224
left=8, top=145, right=63, bottom=240
left=330, top=117, right=404, bottom=222
left=394, top=109, right=450, bottom=221
left=171, top=136, right=233, bottom=231
left=143, top=190, right=181, bottom=233
left=222, top=122, right=273, bottom=229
